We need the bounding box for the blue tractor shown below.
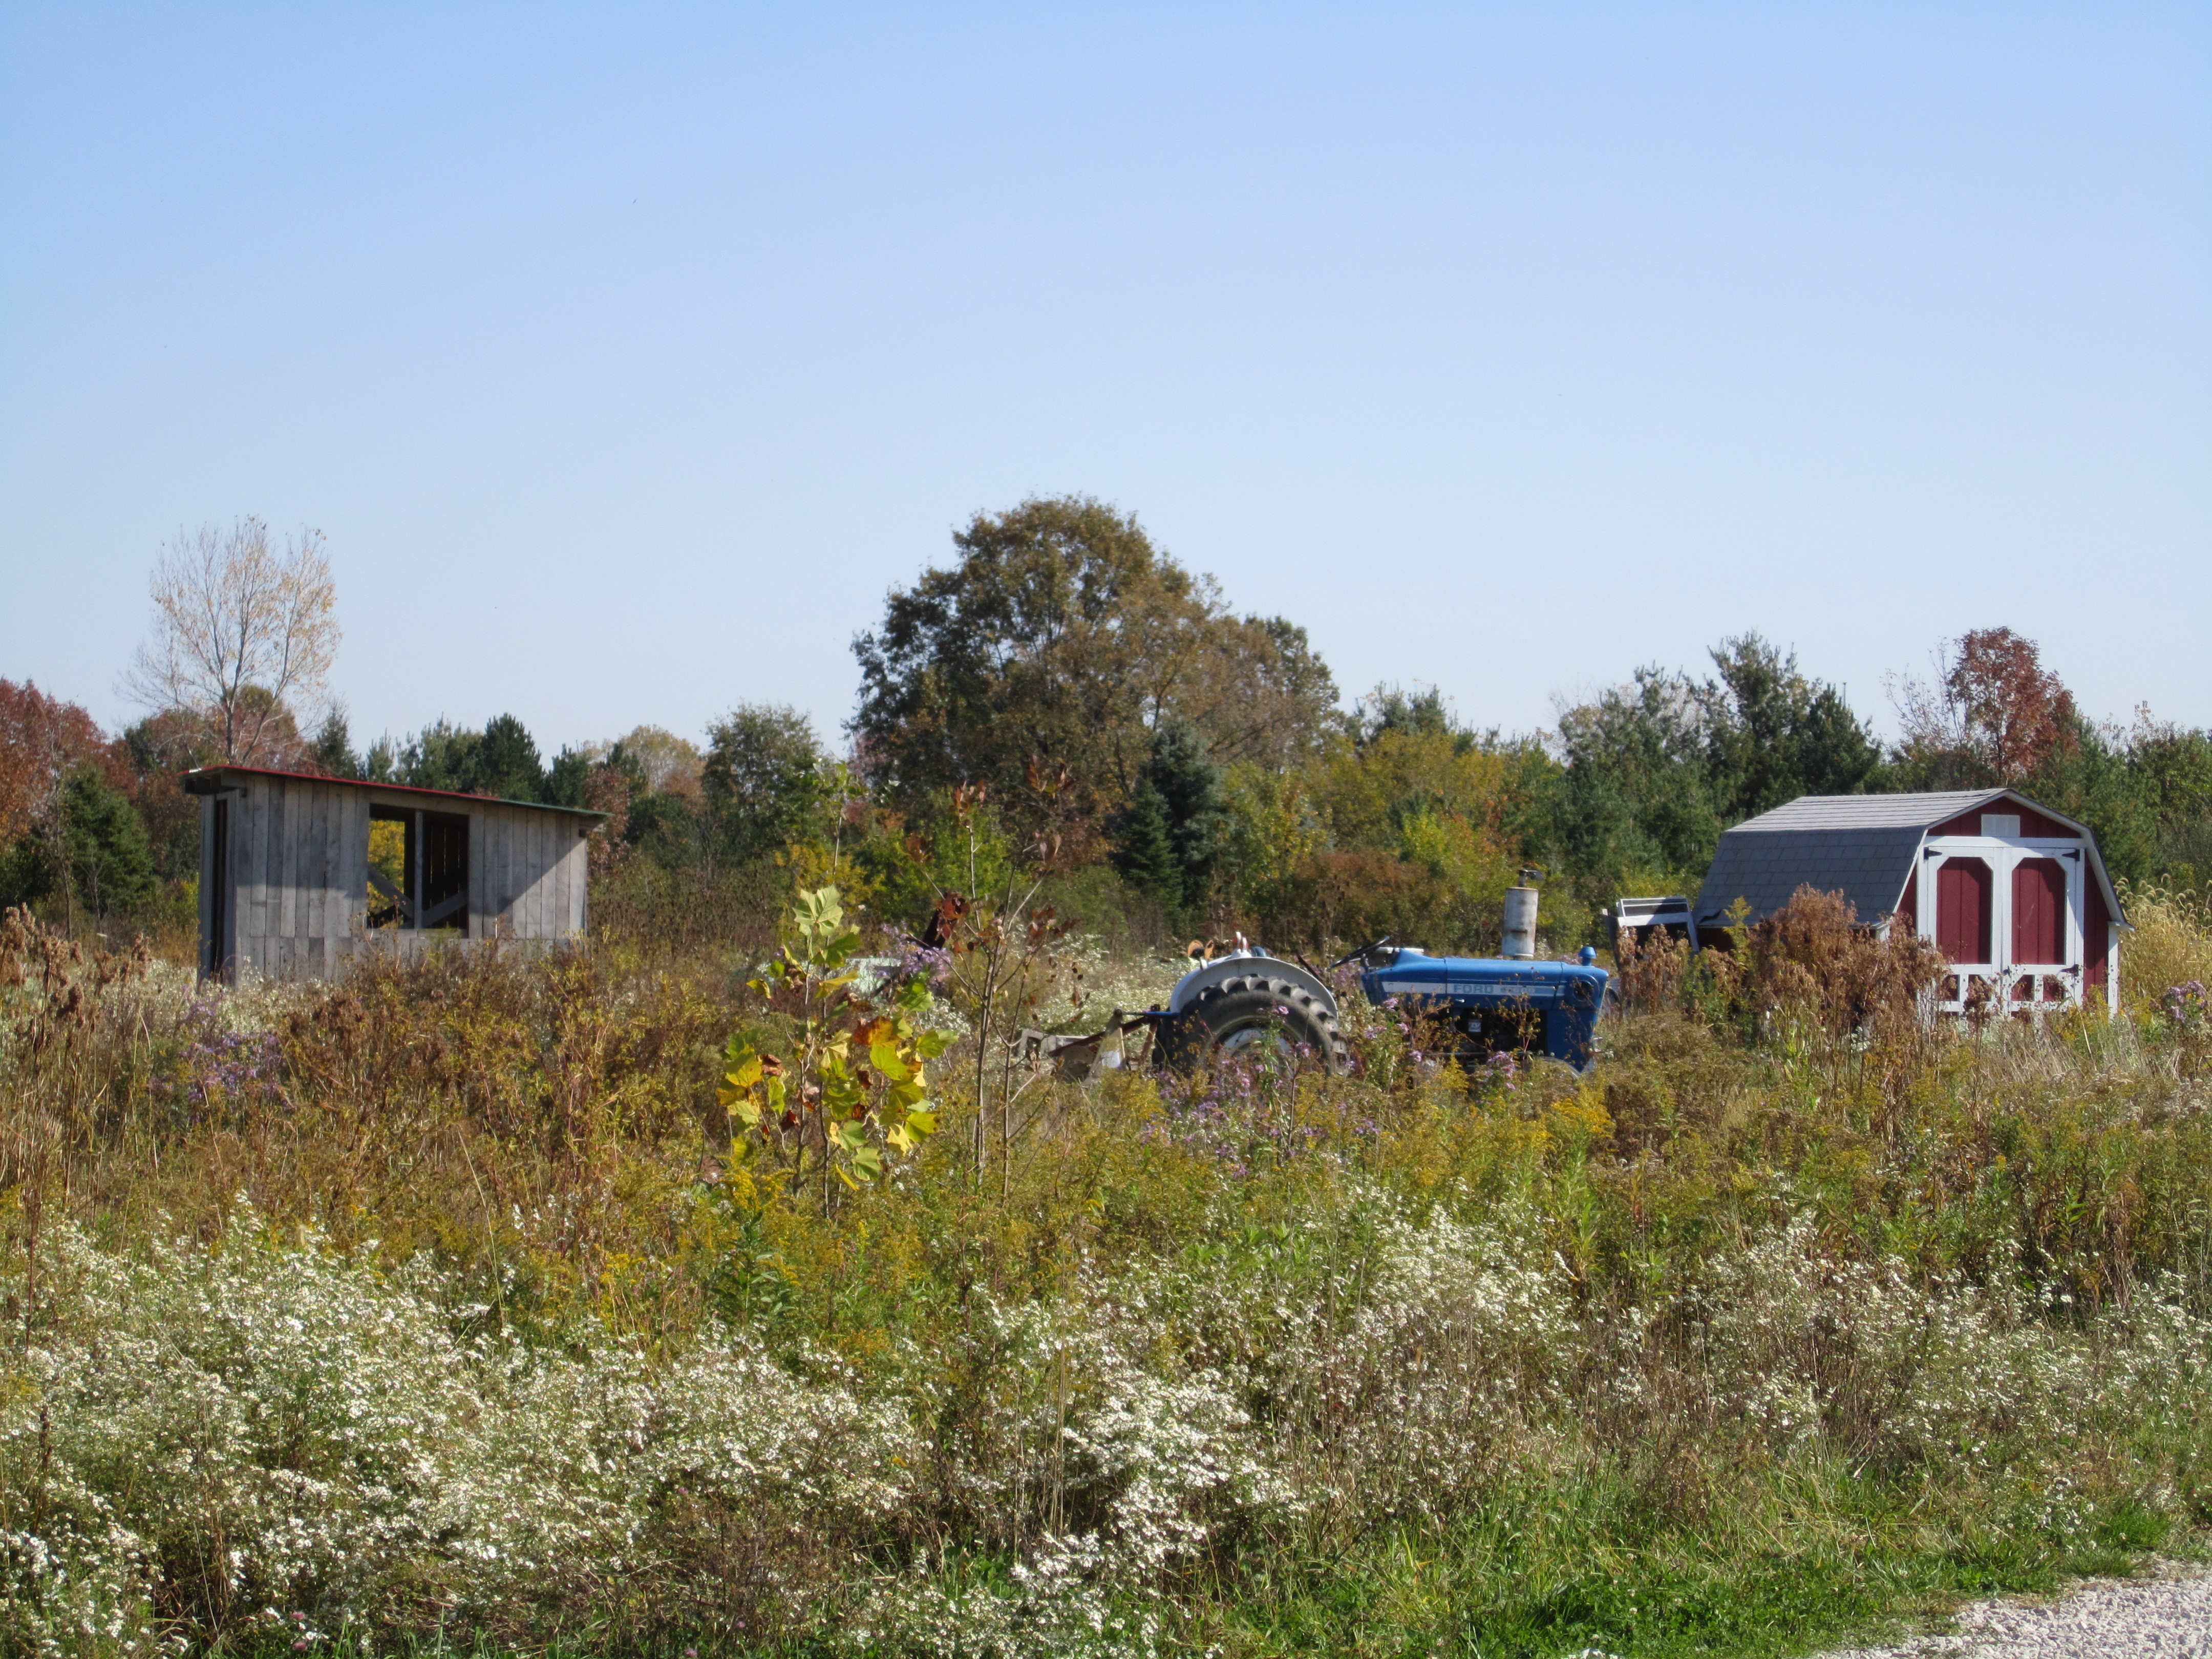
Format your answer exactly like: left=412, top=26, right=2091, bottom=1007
left=1024, top=881, right=1609, bottom=1078
left=1351, top=944, right=1608, bottom=1070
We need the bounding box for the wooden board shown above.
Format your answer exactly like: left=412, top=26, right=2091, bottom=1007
left=247, top=780, right=268, bottom=965
left=467, top=810, right=487, bottom=939
left=338, top=792, right=367, bottom=948
left=276, top=780, right=297, bottom=949
left=308, top=785, right=330, bottom=947
left=197, top=795, right=215, bottom=972
left=553, top=826, right=570, bottom=939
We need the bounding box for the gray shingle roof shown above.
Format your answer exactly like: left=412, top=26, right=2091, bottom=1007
left=1694, top=826, right=1924, bottom=927
left=1727, top=790, right=2010, bottom=832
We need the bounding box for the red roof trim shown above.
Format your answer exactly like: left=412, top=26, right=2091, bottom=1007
left=182, top=764, right=610, bottom=819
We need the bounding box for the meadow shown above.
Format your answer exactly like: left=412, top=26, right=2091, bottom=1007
left=2, top=883, right=2210, bottom=1659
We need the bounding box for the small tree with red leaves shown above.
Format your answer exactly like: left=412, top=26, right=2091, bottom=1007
left=1889, top=628, right=2078, bottom=786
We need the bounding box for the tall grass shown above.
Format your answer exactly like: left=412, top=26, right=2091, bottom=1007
left=2, top=896, right=2210, bottom=1657
left=2119, top=880, right=2212, bottom=1018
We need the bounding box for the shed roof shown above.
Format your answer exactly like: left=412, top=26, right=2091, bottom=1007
left=1693, top=789, right=2125, bottom=930
left=182, top=764, right=611, bottom=820
left=1724, top=789, right=2014, bottom=832
left=1694, top=825, right=1927, bottom=927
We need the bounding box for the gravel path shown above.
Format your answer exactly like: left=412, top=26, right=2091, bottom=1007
left=1816, top=1559, right=2211, bottom=1657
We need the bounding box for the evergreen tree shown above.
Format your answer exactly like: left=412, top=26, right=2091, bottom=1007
left=0, top=838, right=43, bottom=910
left=1356, top=684, right=1473, bottom=752
left=1145, top=720, right=1226, bottom=904
left=543, top=746, right=593, bottom=809
left=1552, top=635, right=1878, bottom=898
left=387, top=714, right=544, bottom=800
left=308, top=707, right=361, bottom=779
left=395, top=719, right=481, bottom=793
left=1554, top=665, right=1719, bottom=886
left=2016, top=714, right=2160, bottom=886
left=1110, top=720, right=1226, bottom=914
left=623, top=790, right=705, bottom=868
left=1703, top=634, right=1879, bottom=822
left=475, top=714, right=546, bottom=801
left=1111, top=779, right=1182, bottom=910
left=61, top=770, right=157, bottom=915
left=2124, top=717, right=2212, bottom=888
left=0, top=770, right=160, bottom=916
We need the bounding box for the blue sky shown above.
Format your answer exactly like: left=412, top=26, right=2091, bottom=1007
left=3, top=3, right=2206, bottom=759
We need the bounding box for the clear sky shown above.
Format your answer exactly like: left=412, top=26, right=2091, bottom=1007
left=3, top=3, right=2207, bottom=760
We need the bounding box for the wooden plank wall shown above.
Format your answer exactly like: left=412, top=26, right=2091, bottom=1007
left=204, top=779, right=590, bottom=980
left=469, top=800, right=589, bottom=942
left=215, top=776, right=371, bottom=980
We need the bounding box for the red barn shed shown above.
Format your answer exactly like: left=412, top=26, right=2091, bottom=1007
left=1694, top=790, right=2126, bottom=1014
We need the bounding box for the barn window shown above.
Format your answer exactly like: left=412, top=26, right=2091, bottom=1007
left=367, top=812, right=408, bottom=926
left=1935, top=858, right=1991, bottom=964
left=367, top=805, right=471, bottom=932
left=419, top=813, right=469, bottom=929
left=2012, top=859, right=2067, bottom=965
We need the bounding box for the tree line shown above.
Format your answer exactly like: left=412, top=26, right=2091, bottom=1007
left=5, top=497, right=2209, bottom=952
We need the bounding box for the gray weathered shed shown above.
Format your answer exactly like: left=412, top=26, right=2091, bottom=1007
left=1694, top=789, right=2126, bottom=1013
left=183, top=765, right=607, bottom=981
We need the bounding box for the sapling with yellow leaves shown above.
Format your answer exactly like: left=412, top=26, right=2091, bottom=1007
left=719, top=884, right=946, bottom=1202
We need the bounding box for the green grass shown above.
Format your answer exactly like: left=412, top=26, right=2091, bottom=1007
left=1209, top=1497, right=2170, bottom=1658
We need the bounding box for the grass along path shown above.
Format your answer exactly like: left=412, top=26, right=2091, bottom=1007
left=1813, top=1558, right=2212, bottom=1658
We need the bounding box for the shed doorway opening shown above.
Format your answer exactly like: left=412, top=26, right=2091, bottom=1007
left=205, top=795, right=233, bottom=976
left=367, top=805, right=470, bottom=932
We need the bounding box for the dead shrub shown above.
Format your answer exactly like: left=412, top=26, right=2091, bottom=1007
left=1612, top=926, right=1691, bottom=1017
left=1739, top=885, right=1945, bottom=1041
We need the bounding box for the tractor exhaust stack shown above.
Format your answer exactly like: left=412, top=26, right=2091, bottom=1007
left=1501, top=869, right=1540, bottom=960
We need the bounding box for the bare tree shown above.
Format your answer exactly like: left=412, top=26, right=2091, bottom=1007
left=122, top=518, right=340, bottom=764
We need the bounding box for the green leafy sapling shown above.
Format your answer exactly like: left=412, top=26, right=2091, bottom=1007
left=719, top=884, right=946, bottom=1198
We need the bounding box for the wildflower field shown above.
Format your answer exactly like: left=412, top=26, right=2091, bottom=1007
left=3, top=888, right=2212, bottom=1659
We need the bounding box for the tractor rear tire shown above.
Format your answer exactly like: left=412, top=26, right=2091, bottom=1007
left=1157, top=973, right=1350, bottom=1075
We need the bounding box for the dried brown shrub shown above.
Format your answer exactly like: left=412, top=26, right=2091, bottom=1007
left=1612, top=926, right=1692, bottom=1016
left=1739, top=885, right=1945, bottom=1039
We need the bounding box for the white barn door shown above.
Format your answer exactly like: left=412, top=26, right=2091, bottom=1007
left=1920, top=820, right=2087, bottom=1017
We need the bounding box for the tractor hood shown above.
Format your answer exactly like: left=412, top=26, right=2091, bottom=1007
left=1359, top=949, right=1609, bottom=1010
